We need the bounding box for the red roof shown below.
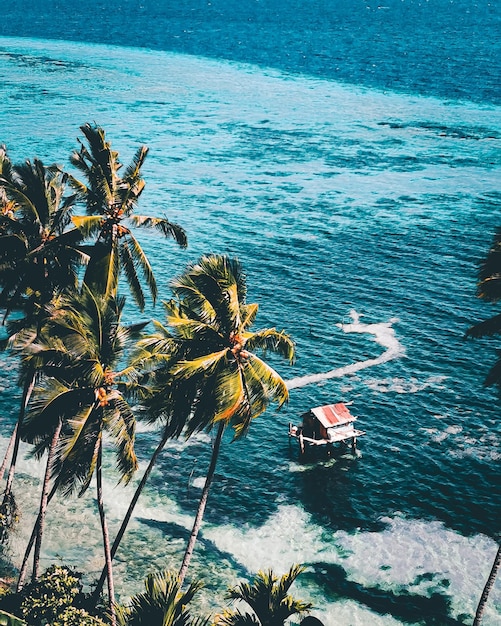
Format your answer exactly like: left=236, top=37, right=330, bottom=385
left=311, top=403, right=356, bottom=428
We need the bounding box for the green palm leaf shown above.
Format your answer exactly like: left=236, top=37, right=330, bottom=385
left=164, top=300, right=222, bottom=343
left=104, top=395, right=138, bottom=485
left=120, top=233, right=157, bottom=306
left=72, top=214, right=105, bottom=239
left=117, top=570, right=206, bottom=626
left=217, top=610, right=260, bottom=626
left=226, top=565, right=312, bottom=626
left=244, top=328, right=295, bottom=363
left=171, top=349, right=229, bottom=379
left=130, top=215, right=188, bottom=248
left=53, top=400, right=101, bottom=496
left=68, top=124, right=186, bottom=309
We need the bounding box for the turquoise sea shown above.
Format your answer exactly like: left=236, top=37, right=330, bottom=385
left=0, top=1, right=500, bottom=623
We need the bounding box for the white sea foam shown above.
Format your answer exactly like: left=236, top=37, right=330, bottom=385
left=364, top=375, right=448, bottom=394
left=204, top=504, right=501, bottom=625
left=286, top=311, right=405, bottom=390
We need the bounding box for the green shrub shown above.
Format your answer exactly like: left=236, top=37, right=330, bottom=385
left=19, top=565, right=105, bottom=626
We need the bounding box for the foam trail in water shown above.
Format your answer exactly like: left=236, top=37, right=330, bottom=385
left=286, top=310, right=405, bottom=390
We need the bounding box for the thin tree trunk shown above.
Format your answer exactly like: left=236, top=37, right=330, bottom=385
left=96, top=440, right=116, bottom=626
left=91, top=428, right=170, bottom=604
left=3, top=373, right=35, bottom=499
left=31, top=419, right=62, bottom=582
left=16, top=482, right=58, bottom=591
left=178, top=422, right=225, bottom=587
left=473, top=542, right=501, bottom=626
left=0, top=425, right=17, bottom=483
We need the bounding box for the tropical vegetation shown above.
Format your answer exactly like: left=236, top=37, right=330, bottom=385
left=0, top=126, right=300, bottom=624
left=218, top=565, right=312, bottom=626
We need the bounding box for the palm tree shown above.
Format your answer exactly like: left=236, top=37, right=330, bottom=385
left=89, top=255, right=294, bottom=596
left=219, top=565, right=312, bottom=626
left=0, top=146, right=83, bottom=321
left=19, top=287, right=144, bottom=621
left=148, top=254, right=295, bottom=585
left=68, top=123, right=187, bottom=310
left=0, top=147, right=84, bottom=542
left=115, top=569, right=208, bottom=626
left=467, top=228, right=501, bottom=622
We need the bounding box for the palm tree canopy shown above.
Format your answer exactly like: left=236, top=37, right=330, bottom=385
left=21, top=287, right=143, bottom=496
left=68, top=123, right=187, bottom=309
left=0, top=146, right=85, bottom=322
left=136, top=254, right=295, bottom=440
left=221, top=565, right=312, bottom=626
left=115, top=570, right=207, bottom=626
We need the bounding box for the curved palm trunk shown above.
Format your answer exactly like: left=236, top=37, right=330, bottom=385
left=3, top=373, right=35, bottom=498
left=96, top=440, right=116, bottom=626
left=0, top=373, right=36, bottom=544
left=16, top=482, right=58, bottom=591
left=91, top=428, right=171, bottom=604
left=32, top=419, right=62, bottom=582
left=0, top=425, right=17, bottom=483
left=178, top=421, right=225, bottom=587
left=473, top=542, right=501, bottom=626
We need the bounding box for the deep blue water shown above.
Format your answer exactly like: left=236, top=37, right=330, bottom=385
left=1, top=0, right=500, bottom=105
left=0, top=1, right=500, bottom=624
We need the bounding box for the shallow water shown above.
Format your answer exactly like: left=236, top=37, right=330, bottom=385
left=0, top=1, right=500, bottom=623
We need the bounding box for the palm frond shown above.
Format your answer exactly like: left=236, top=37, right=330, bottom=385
left=123, top=145, right=149, bottom=182
left=104, top=395, right=137, bottom=484
left=83, top=241, right=119, bottom=300
left=244, top=355, right=289, bottom=406
left=240, top=302, right=259, bottom=329
left=71, top=214, right=105, bottom=238
left=466, top=314, right=501, bottom=338
left=477, top=228, right=501, bottom=302
left=169, top=275, right=219, bottom=327
left=244, top=328, right=295, bottom=363
left=2, top=185, right=42, bottom=230
left=170, top=349, right=229, bottom=379
left=119, top=234, right=155, bottom=308
left=484, top=356, right=501, bottom=388
left=122, top=569, right=205, bottom=626
left=130, top=215, right=188, bottom=248
left=55, top=402, right=102, bottom=496
left=21, top=380, right=77, bottom=448
left=226, top=565, right=312, bottom=625
left=212, top=364, right=246, bottom=425
left=216, top=610, right=259, bottom=626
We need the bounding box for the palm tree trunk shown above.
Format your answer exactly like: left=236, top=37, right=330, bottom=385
left=178, top=421, right=225, bottom=587
left=0, top=373, right=36, bottom=544
left=473, top=542, right=501, bottom=626
left=32, top=419, right=62, bottom=582
left=91, top=427, right=170, bottom=604
left=16, top=482, right=58, bottom=591
left=0, top=425, right=17, bottom=483
left=96, top=440, right=116, bottom=626
left=3, top=373, right=35, bottom=499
